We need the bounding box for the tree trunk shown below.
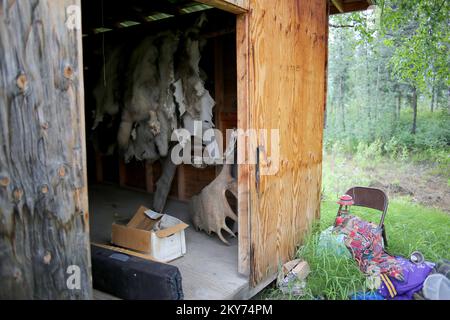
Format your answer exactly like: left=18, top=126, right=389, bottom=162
left=0, top=1, right=92, bottom=299
left=339, top=74, right=346, bottom=132
left=366, top=46, right=372, bottom=122
left=430, top=84, right=435, bottom=112
left=396, top=92, right=402, bottom=120
left=448, top=86, right=450, bottom=114
left=374, top=62, right=381, bottom=121
left=411, top=87, right=418, bottom=134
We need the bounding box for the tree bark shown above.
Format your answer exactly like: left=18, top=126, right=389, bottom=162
left=0, top=0, right=91, bottom=299
left=430, top=84, right=435, bottom=112
left=396, top=91, right=402, bottom=120
left=374, top=62, right=381, bottom=121
left=411, top=86, right=418, bottom=134
left=366, top=46, right=372, bottom=121
left=339, top=74, right=346, bottom=132
left=448, top=86, right=450, bottom=114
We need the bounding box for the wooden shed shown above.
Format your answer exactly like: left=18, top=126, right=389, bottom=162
left=0, top=0, right=373, bottom=299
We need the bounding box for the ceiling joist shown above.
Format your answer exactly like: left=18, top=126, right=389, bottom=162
left=82, top=0, right=216, bottom=37
left=331, top=0, right=344, bottom=13
left=330, top=0, right=374, bottom=15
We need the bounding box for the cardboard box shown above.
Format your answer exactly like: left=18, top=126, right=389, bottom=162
left=111, top=206, right=189, bottom=262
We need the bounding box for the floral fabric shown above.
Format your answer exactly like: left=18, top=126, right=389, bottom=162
left=333, top=214, right=404, bottom=280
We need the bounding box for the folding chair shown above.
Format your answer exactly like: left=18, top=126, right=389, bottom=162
left=344, top=186, right=389, bottom=247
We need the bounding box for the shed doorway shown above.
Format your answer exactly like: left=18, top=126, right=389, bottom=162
left=80, top=0, right=247, bottom=299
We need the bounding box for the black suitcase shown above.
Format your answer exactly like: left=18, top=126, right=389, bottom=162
left=91, top=245, right=184, bottom=300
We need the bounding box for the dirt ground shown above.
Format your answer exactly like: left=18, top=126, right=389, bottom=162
left=325, top=153, right=450, bottom=213
left=366, top=162, right=450, bottom=213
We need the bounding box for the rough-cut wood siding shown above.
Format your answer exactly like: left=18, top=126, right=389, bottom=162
left=243, top=0, right=327, bottom=285
left=0, top=0, right=91, bottom=299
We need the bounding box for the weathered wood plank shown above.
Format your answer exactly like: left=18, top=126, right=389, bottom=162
left=246, top=0, right=327, bottom=285
left=0, top=0, right=91, bottom=299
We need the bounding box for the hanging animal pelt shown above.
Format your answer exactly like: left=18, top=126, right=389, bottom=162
left=118, top=35, right=161, bottom=156
left=91, top=45, right=125, bottom=156
left=174, top=14, right=217, bottom=164
left=92, top=46, right=124, bottom=130
left=92, top=14, right=217, bottom=211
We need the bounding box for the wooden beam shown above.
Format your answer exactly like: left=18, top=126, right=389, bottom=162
left=343, top=1, right=372, bottom=13
left=91, top=243, right=159, bottom=262
left=145, top=160, right=155, bottom=193
left=330, top=0, right=372, bottom=15
left=195, top=0, right=249, bottom=14
left=236, top=13, right=250, bottom=276
left=331, top=0, right=344, bottom=13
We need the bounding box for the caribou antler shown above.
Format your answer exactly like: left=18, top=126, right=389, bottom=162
left=190, top=164, right=238, bottom=245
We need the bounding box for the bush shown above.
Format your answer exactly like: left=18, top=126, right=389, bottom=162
left=354, top=139, right=383, bottom=165
left=324, top=109, right=450, bottom=166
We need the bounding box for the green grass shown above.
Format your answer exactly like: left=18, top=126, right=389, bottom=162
left=261, top=198, right=450, bottom=300
left=259, top=140, right=450, bottom=300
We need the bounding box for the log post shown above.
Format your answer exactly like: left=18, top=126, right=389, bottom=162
left=0, top=0, right=92, bottom=299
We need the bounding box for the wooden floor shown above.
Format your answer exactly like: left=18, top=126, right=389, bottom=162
left=88, top=184, right=250, bottom=300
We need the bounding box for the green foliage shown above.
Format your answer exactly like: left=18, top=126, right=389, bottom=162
left=325, top=107, right=450, bottom=173
left=379, top=0, right=450, bottom=89
left=327, top=3, right=449, bottom=171
left=354, top=139, right=384, bottom=164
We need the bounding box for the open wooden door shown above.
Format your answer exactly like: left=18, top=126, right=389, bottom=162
left=0, top=0, right=91, bottom=299
left=237, top=0, right=328, bottom=285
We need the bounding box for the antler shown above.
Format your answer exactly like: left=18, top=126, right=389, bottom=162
left=190, top=164, right=238, bottom=245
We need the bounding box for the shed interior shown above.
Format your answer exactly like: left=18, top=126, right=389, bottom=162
left=81, top=0, right=246, bottom=299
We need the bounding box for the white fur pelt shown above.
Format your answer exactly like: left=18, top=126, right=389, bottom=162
left=123, top=121, right=159, bottom=163
left=158, top=31, right=180, bottom=132
left=118, top=36, right=161, bottom=154
left=95, top=15, right=217, bottom=168
left=118, top=32, right=181, bottom=159
left=92, top=16, right=218, bottom=212
left=176, top=28, right=215, bottom=138
left=174, top=15, right=217, bottom=165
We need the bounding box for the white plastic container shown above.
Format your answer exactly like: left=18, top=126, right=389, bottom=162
left=423, top=274, right=450, bottom=300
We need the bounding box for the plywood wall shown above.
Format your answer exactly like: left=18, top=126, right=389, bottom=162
left=237, top=0, right=328, bottom=285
